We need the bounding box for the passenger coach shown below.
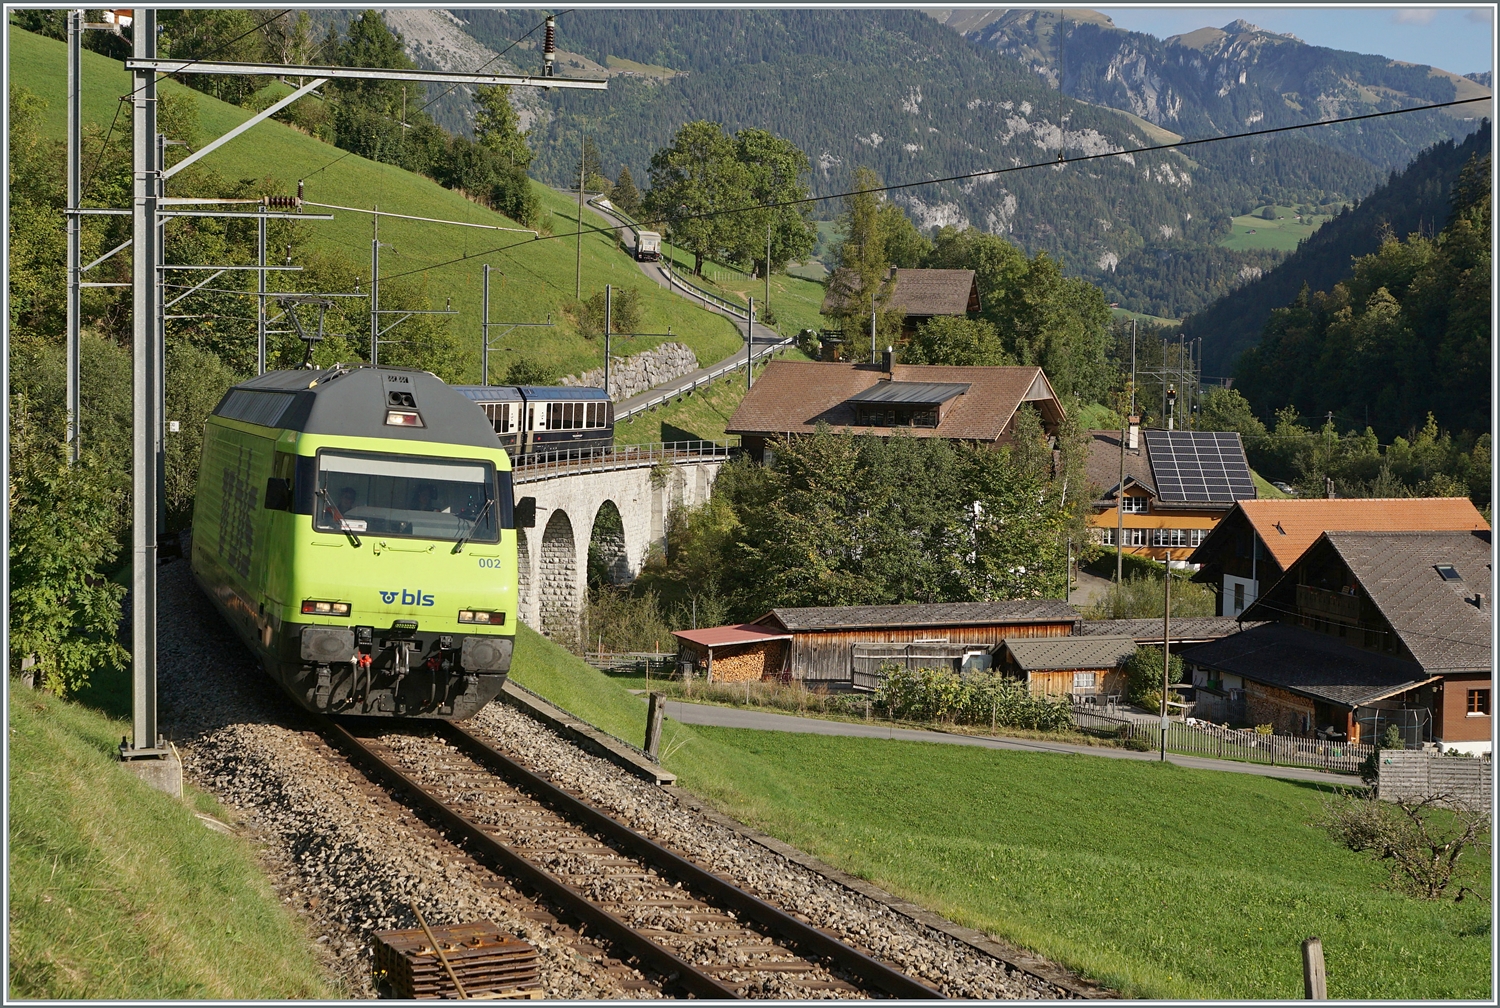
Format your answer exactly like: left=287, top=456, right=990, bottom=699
left=452, top=384, right=613, bottom=460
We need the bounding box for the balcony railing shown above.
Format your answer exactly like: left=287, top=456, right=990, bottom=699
left=1297, top=584, right=1362, bottom=623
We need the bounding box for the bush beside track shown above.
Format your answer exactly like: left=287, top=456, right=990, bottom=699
left=7, top=688, right=337, bottom=999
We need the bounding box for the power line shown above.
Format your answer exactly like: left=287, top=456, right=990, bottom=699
left=376, top=94, right=1491, bottom=284
left=303, top=11, right=567, bottom=183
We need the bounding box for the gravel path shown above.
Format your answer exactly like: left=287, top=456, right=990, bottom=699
left=153, top=551, right=1088, bottom=999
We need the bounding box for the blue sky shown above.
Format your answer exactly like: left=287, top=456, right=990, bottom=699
left=1096, top=7, right=1494, bottom=75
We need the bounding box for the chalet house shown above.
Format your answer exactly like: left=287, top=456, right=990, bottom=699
left=1182, top=530, right=1492, bottom=753
left=749, top=601, right=1079, bottom=687
left=726, top=360, right=1064, bottom=465
left=671, top=624, right=791, bottom=684
left=820, top=267, right=981, bottom=340
left=1086, top=423, right=1257, bottom=563
left=1188, top=497, right=1489, bottom=616
left=995, top=635, right=1137, bottom=699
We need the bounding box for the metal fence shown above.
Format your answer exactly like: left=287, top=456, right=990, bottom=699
left=612, top=335, right=794, bottom=422
left=1072, top=705, right=1377, bottom=774
left=513, top=440, right=733, bottom=484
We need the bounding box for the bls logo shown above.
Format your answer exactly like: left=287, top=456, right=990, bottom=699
left=380, top=588, right=435, bottom=607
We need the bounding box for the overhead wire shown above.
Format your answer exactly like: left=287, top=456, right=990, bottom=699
left=301, top=10, right=567, bottom=184
left=375, top=94, right=1493, bottom=284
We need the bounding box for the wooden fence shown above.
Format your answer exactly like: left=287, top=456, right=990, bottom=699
left=584, top=652, right=677, bottom=678
left=1377, top=749, right=1492, bottom=808
left=1072, top=706, right=1377, bottom=774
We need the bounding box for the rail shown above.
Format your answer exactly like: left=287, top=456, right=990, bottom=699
left=512, top=440, right=732, bottom=484
left=613, top=337, right=793, bottom=423
left=321, top=716, right=947, bottom=1000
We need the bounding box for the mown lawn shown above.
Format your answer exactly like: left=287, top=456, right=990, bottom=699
left=510, top=627, right=1492, bottom=1001
left=1220, top=205, right=1337, bottom=253
left=7, top=689, right=338, bottom=1000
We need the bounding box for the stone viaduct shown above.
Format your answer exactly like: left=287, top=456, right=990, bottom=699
left=513, top=452, right=726, bottom=646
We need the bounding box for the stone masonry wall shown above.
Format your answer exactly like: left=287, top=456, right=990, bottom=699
left=560, top=342, right=699, bottom=401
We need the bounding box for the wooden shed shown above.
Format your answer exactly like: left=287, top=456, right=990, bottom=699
left=671, top=624, right=792, bottom=683
left=995, top=635, right=1138, bottom=699
left=752, top=601, right=1080, bottom=686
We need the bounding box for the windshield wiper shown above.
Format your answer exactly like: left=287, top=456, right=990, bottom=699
left=452, top=496, right=495, bottom=554
left=315, top=487, right=362, bottom=547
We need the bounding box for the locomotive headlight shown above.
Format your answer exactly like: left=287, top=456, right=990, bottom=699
left=458, top=609, right=506, bottom=625
left=385, top=409, right=425, bottom=427
left=302, top=599, right=352, bottom=616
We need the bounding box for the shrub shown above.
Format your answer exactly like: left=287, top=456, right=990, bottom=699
left=579, top=286, right=642, bottom=337
left=875, top=665, right=1074, bottom=732
left=1318, top=791, right=1490, bottom=902
left=1122, top=646, right=1183, bottom=710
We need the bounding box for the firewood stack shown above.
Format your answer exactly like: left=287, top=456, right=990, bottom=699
left=372, top=920, right=541, bottom=1000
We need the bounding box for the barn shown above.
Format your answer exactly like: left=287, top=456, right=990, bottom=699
left=750, top=601, right=1080, bottom=688
left=995, top=635, right=1138, bottom=700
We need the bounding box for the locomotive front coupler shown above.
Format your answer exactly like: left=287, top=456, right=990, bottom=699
left=385, top=620, right=420, bottom=715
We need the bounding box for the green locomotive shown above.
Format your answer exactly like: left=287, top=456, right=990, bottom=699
left=191, top=365, right=519, bottom=718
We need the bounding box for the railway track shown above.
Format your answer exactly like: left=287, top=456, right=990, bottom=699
left=321, top=717, right=946, bottom=1000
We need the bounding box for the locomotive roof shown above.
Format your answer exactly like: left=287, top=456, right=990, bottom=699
left=213, top=366, right=503, bottom=449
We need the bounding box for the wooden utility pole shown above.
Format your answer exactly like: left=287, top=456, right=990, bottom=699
left=765, top=221, right=772, bottom=310
left=576, top=135, right=585, bottom=299
left=645, top=692, right=666, bottom=759
left=1160, top=548, right=1171, bottom=761
left=603, top=284, right=612, bottom=397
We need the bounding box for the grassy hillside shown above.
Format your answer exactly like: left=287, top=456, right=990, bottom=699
left=9, top=28, right=741, bottom=384
left=8, top=689, right=336, bottom=999
left=506, top=624, right=1491, bottom=1001
left=1220, top=205, right=1339, bottom=253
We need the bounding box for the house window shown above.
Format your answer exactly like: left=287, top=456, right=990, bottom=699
left=1190, top=528, right=1207, bottom=546
left=1152, top=528, right=1191, bottom=547
left=1233, top=583, right=1245, bottom=613
left=1120, top=495, right=1149, bottom=514
left=1073, top=672, right=1097, bottom=691
left=1097, top=528, right=1114, bottom=546
left=1435, top=565, right=1462, bottom=582
left=1467, top=689, right=1490, bottom=715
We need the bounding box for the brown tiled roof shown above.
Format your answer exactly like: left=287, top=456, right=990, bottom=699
left=1181, top=622, right=1437, bottom=708
left=1076, top=618, right=1266, bottom=644
left=1001, top=635, right=1138, bottom=672
left=820, top=268, right=980, bottom=316
left=756, top=600, right=1080, bottom=632
left=1216, top=498, right=1490, bottom=570
left=1085, top=430, right=1154, bottom=501
left=1316, top=531, right=1490, bottom=673
left=726, top=361, right=1061, bottom=442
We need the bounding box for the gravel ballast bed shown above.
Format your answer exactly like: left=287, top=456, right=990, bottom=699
left=150, top=552, right=1088, bottom=999
left=152, top=559, right=650, bottom=999
left=465, top=703, right=1074, bottom=999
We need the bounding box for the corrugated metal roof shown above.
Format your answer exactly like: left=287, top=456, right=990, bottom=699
left=759, top=600, right=1079, bottom=631
left=1181, top=622, right=1438, bottom=707
left=672, top=624, right=791, bottom=648
left=846, top=381, right=971, bottom=405
left=1001, top=635, right=1138, bottom=671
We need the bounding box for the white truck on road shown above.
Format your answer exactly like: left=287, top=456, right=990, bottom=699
left=635, top=230, right=662, bottom=262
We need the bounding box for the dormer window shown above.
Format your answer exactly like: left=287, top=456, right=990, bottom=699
left=1435, top=564, right=1462, bottom=581
left=846, top=380, right=969, bottom=429
left=1120, top=495, right=1149, bottom=514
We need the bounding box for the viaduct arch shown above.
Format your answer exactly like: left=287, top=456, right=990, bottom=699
left=514, top=457, right=724, bottom=644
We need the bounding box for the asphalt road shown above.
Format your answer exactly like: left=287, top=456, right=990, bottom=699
left=663, top=699, right=1355, bottom=786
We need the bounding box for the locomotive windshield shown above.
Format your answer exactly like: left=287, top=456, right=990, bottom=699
left=314, top=450, right=504, bottom=543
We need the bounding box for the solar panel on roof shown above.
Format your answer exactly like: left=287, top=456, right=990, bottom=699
left=1143, top=430, right=1255, bottom=503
